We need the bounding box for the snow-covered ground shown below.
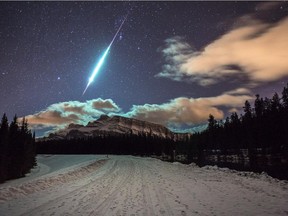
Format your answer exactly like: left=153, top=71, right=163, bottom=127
left=1, top=155, right=288, bottom=216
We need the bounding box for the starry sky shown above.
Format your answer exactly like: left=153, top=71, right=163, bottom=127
left=1, top=1, right=288, bottom=136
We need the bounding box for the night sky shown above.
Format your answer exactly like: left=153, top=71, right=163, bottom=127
left=1, top=1, right=288, bottom=136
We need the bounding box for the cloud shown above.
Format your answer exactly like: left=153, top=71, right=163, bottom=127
left=157, top=6, right=288, bottom=87
left=26, top=91, right=252, bottom=135
left=126, top=93, right=252, bottom=128
left=92, top=98, right=119, bottom=110
left=24, top=99, right=121, bottom=130
left=26, top=110, right=80, bottom=125
left=223, top=88, right=252, bottom=96
left=256, top=2, right=282, bottom=12
left=156, top=36, right=195, bottom=82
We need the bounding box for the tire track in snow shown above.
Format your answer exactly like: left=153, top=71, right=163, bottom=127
left=19, top=159, right=117, bottom=216
left=98, top=158, right=148, bottom=215
left=139, top=160, right=156, bottom=216
left=23, top=158, right=134, bottom=216
left=141, top=159, right=221, bottom=215
left=80, top=159, right=135, bottom=215
left=2, top=156, right=288, bottom=216
left=139, top=160, right=173, bottom=215
left=0, top=159, right=107, bottom=203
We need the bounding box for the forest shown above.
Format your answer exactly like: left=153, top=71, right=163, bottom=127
left=37, top=132, right=177, bottom=157
left=2, top=83, right=288, bottom=181
left=36, top=83, right=288, bottom=179
left=180, top=83, right=288, bottom=179
left=186, top=83, right=288, bottom=155
left=0, top=115, right=36, bottom=183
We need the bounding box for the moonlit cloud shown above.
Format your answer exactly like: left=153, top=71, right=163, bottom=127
left=223, top=88, right=252, bottom=96
left=156, top=36, right=194, bottom=82
left=26, top=3, right=286, bottom=135
left=256, top=2, right=281, bottom=11
left=26, top=91, right=252, bottom=135
left=92, top=98, right=119, bottom=111
left=157, top=6, right=288, bottom=87
left=24, top=99, right=121, bottom=130
left=126, top=93, right=252, bottom=127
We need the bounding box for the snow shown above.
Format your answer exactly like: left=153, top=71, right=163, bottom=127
left=1, top=155, right=288, bottom=215
left=48, top=115, right=175, bottom=141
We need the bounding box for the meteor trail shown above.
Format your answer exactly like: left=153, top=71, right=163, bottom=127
left=82, top=15, right=127, bottom=95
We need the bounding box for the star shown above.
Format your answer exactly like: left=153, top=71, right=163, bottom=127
left=0, top=1, right=287, bottom=137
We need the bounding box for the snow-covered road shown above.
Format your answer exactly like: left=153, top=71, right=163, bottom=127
left=1, top=155, right=288, bottom=216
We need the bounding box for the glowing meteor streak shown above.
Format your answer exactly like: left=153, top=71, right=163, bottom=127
left=82, top=15, right=127, bottom=95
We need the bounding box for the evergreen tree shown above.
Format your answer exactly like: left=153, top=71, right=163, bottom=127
left=254, top=94, right=264, bottom=118
left=0, top=113, right=9, bottom=182
left=0, top=115, right=36, bottom=182
left=9, top=115, right=18, bottom=134
left=230, top=112, right=240, bottom=125
left=186, top=83, right=288, bottom=179
left=243, top=100, right=252, bottom=121
left=207, top=114, right=217, bottom=131
left=263, top=97, right=272, bottom=115
left=282, top=83, right=288, bottom=109
left=224, top=117, right=230, bottom=129
left=8, top=115, right=19, bottom=178
left=271, top=93, right=281, bottom=113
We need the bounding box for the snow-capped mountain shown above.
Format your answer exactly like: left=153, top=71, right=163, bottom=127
left=43, top=115, right=190, bottom=141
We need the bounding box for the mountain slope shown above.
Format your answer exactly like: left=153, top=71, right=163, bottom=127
left=44, top=115, right=190, bottom=141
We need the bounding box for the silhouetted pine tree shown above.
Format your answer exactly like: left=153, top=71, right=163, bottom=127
left=254, top=94, right=264, bottom=118
left=0, top=114, right=9, bottom=182
left=282, top=83, right=288, bottom=109
left=187, top=83, right=288, bottom=179
left=243, top=100, right=253, bottom=121
left=8, top=115, right=20, bottom=178
left=0, top=114, right=36, bottom=183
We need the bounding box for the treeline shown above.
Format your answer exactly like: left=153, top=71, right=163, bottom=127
left=0, top=114, right=36, bottom=183
left=187, top=83, right=288, bottom=163
left=37, top=133, right=178, bottom=157
left=37, top=134, right=186, bottom=156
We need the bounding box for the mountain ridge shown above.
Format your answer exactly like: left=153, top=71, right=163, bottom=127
left=40, top=115, right=190, bottom=141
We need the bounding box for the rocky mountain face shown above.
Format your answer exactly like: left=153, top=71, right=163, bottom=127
left=42, top=115, right=190, bottom=141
